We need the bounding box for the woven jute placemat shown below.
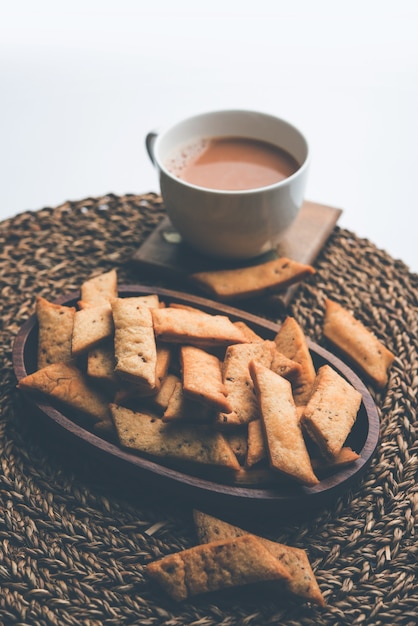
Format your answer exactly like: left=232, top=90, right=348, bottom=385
left=0, top=193, right=416, bottom=625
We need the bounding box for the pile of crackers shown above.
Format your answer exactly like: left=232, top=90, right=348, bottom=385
left=16, top=266, right=396, bottom=604
left=147, top=509, right=326, bottom=605
left=17, top=268, right=395, bottom=488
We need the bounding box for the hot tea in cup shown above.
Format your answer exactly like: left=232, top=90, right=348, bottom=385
left=146, top=109, right=309, bottom=260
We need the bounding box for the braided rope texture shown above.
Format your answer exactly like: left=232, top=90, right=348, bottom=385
left=0, top=193, right=416, bottom=626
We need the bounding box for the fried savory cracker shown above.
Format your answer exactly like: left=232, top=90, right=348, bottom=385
left=36, top=297, right=76, bottom=369
left=189, top=257, right=315, bottom=301
left=273, top=316, right=316, bottom=405
left=155, top=343, right=172, bottom=389
left=192, top=510, right=325, bottom=606
left=216, top=341, right=275, bottom=427
left=150, top=373, right=180, bottom=412
left=245, top=418, right=267, bottom=468
left=162, top=380, right=214, bottom=422
left=249, top=361, right=319, bottom=486
left=323, top=298, right=395, bottom=388
left=17, top=363, right=112, bottom=426
left=151, top=307, right=247, bottom=348
left=110, top=404, right=240, bottom=469
left=233, top=321, right=264, bottom=343
left=80, top=269, right=118, bottom=305
left=146, top=534, right=290, bottom=601
left=180, top=345, right=231, bottom=413
left=111, top=298, right=157, bottom=391
left=270, top=349, right=302, bottom=383
left=87, top=338, right=117, bottom=384
left=301, top=364, right=362, bottom=460
left=71, top=303, right=114, bottom=356
left=224, top=427, right=248, bottom=465
left=168, top=302, right=212, bottom=315
left=311, top=446, right=360, bottom=471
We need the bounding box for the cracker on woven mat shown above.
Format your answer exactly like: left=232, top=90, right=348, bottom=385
left=249, top=361, right=319, bottom=486
left=17, top=363, right=112, bottom=427
left=110, top=403, right=240, bottom=469
left=80, top=268, right=118, bottom=305
left=323, top=298, right=395, bottom=388
left=192, top=510, right=325, bottom=606
left=189, top=257, right=315, bottom=301
left=180, top=345, right=231, bottom=413
left=36, top=297, right=76, bottom=369
left=301, top=364, right=362, bottom=460
left=151, top=307, right=248, bottom=348
left=216, top=340, right=275, bottom=428
left=273, top=316, right=316, bottom=405
left=111, top=297, right=157, bottom=392
left=71, top=303, right=114, bottom=356
left=146, top=534, right=290, bottom=601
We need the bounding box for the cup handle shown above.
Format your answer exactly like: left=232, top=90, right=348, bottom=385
left=145, top=130, right=158, bottom=166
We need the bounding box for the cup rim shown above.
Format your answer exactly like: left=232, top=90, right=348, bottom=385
left=151, top=108, right=310, bottom=196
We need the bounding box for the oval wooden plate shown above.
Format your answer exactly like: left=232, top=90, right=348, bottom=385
left=12, top=285, right=379, bottom=516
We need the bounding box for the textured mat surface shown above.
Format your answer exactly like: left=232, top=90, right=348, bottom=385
left=0, top=193, right=417, bottom=625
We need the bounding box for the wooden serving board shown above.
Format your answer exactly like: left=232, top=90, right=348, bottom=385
left=131, top=200, right=342, bottom=307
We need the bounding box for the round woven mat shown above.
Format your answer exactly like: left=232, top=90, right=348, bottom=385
left=0, top=193, right=417, bottom=626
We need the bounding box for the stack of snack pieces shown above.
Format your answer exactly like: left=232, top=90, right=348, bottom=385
left=18, top=269, right=395, bottom=486
left=146, top=509, right=326, bottom=605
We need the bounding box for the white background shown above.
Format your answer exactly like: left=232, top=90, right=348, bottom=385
left=1, top=0, right=417, bottom=273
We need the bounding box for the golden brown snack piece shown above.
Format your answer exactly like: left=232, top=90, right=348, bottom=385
left=151, top=307, right=248, bottom=348
left=180, top=346, right=231, bottom=413
left=233, top=321, right=264, bottom=343
left=80, top=269, right=118, bottom=305
left=229, top=467, right=280, bottom=486
left=270, top=349, right=302, bottom=383
left=224, top=428, right=248, bottom=465
left=36, top=297, right=76, bottom=369
left=150, top=373, right=181, bottom=412
left=249, top=361, right=319, bottom=486
left=17, top=363, right=112, bottom=426
left=110, top=404, right=240, bottom=470
left=301, top=364, right=362, bottom=460
left=273, top=316, right=316, bottom=405
left=189, top=257, right=315, bottom=301
left=71, top=304, right=114, bottom=356
left=245, top=418, right=267, bottom=468
left=146, top=534, right=290, bottom=601
left=162, top=380, right=214, bottom=422
left=168, top=302, right=211, bottom=315
left=111, top=298, right=157, bottom=392
left=311, top=446, right=360, bottom=471
left=192, top=510, right=325, bottom=606
left=87, top=339, right=117, bottom=384
left=323, top=298, right=395, bottom=388
left=216, top=341, right=275, bottom=427
left=155, top=344, right=172, bottom=390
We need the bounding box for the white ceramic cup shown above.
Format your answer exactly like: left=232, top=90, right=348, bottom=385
left=146, top=109, right=310, bottom=260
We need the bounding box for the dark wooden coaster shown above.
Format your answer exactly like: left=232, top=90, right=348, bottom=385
left=131, top=200, right=342, bottom=307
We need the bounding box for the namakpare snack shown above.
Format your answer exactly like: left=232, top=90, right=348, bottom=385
left=323, top=299, right=395, bottom=388
left=190, top=257, right=315, bottom=301
left=17, top=268, right=395, bottom=487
